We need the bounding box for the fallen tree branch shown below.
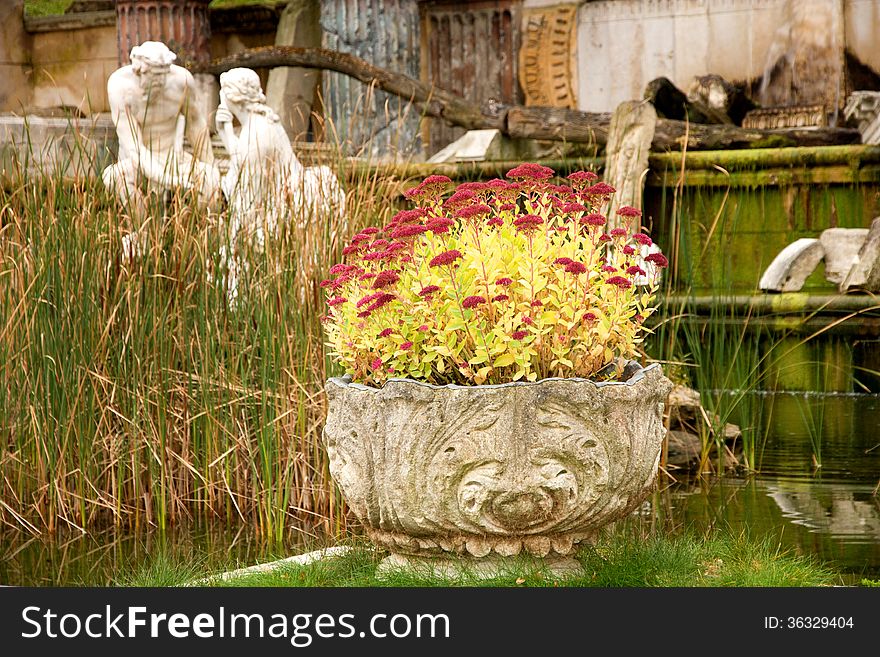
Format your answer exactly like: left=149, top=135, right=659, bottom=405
left=197, top=46, right=861, bottom=151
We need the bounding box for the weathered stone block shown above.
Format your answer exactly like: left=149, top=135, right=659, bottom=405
left=758, top=238, right=825, bottom=292
left=427, top=129, right=519, bottom=163
left=841, top=217, right=880, bottom=292
left=819, top=227, right=869, bottom=284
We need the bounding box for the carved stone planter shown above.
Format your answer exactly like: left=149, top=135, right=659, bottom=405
left=323, top=363, right=673, bottom=578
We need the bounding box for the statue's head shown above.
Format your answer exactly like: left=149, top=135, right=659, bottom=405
left=130, top=41, right=177, bottom=86
left=219, top=68, right=279, bottom=123
left=219, top=68, right=266, bottom=107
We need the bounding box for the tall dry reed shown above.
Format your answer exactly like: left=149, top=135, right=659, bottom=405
left=0, top=120, right=403, bottom=540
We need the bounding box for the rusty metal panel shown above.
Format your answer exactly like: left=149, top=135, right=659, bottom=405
left=321, top=0, right=424, bottom=160
left=115, top=0, right=212, bottom=66
left=420, top=0, right=522, bottom=155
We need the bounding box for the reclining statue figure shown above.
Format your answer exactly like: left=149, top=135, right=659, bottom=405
left=215, top=67, right=345, bottom=302
left=102, top=41, right=220, bottom=228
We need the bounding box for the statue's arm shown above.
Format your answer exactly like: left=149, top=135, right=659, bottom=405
left=215, top=103, right=237, bottom=155
left=107, top=73, right=142, bottom=161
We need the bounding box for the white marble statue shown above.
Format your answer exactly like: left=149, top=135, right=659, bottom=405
left=215, top=67, right=345, bottom=302
left=216, top=67, right=344, bottom=240
left=102, top=41, right=220, bottom=234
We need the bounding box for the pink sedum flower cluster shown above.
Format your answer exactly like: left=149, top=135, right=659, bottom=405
left=322, top=164, right=665, bottom=386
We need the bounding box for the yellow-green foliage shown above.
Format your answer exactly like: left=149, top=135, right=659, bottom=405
left=323, top=164, right=667, bottom=386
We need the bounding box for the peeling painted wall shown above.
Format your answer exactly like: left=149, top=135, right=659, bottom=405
left=321, top=0, right=424, bottom=161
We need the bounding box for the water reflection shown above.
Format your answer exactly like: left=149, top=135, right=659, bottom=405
left=638, top=392, right=880, bottom=581
left=767, top=479, right=880, bottom=543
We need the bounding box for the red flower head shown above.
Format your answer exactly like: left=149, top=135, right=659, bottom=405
left=378, top=328, right=393, bottom=338
left=390, top=208, right=427, bottom=225
left=400, top=341, right=413, bottom=351
left=372, top=270, right=400, bottom=289
left=606, top=276, right=633, bottom=289
left=645, top=252, right=669, bottom=268
left=499, top=202, right=517, bottom=212
left=357, top=310, right=371, bottom=318
left=455, top=203, right=492, bottom=220
left=583, top=312, right=597, bottom=322
left=426, top=217, right=455, bottom=234
left=567, top=171, right=599, bottom=188
left=429, top=250, right=463, bottom=268
left=513, top=214, right=544, bottom=233
left=522, top=316, right=535, bottom=326
left=327, top=296, right=348, bottom=307
left=487, top=216, right=504, bottom=227
left=492, top=294, right=509, bottom=302
left=554, top=257, right=574, bottom=266
left=358, top=272, right=377, bottom=281
left=371, top=357, right=383, bottom=370
left=366, top=293, right=396, bottom=311
left=580, top=213, right=607, bottom=227
left=598, top=233, right=612, bottom=243
left=443, top=189, right=476, bottom=211
left=417, top=324, right=429, bottom=332
left=632, top=233, right=653, bottom=247
left=390, top=224, right=428, bottom=239
left=461, top=295, right=486, bottom=309
left=512, top=330, right=529, bottom=340
left=495, top=277, right=514, bottom=286
left=418, top=285, right=441, bottom=297
left=622, top=245, right=636, bottom=256
left=530, top=299, right=543, bottom=307
left=585, top=182, right=616, bottom=196
left=329, top=263, right=355, bottom=275
left=562, top=202, right=587, bottom=214
left=456, top=181, right=488, bottom=195
left=506, top=163, right=555, bottom=180
left=601, top=265, right=617, bottom=273
left=565, top=261, right=587, bottom=275
left=404, top=174, right=452, bottom=200
left=356, top=292, right=382, bottom=308
left=627, top=265, right=646, bottom=276
left=616, top=205, right=642, bottom=218
left=486, top=178, right=517, bottom=200
left=610, top=228, right=628, bottom=238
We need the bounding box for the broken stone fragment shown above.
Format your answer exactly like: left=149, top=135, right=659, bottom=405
left=759, top=238, right=825, bottom=292
left=820, top=227, right=869, bottom=284
left=841, top=217, right=880, bottom=292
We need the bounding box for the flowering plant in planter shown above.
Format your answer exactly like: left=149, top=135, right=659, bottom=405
left=320, top=163, right=672, bottom=578
left=321, top=163, right=668, bottom=387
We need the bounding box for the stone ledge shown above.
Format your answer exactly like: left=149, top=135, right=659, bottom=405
left=24, top=10, right=116, bottom=33
left=187, top=546, right=353, bottom=585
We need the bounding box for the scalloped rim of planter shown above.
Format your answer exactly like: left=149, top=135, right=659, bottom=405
left=327, top=361, right=663, bottom=392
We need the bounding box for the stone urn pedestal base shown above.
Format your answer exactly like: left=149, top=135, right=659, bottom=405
left=376, top=552, right=586, bottom=581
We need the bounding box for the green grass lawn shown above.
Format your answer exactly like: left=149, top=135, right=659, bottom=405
left=114, top=531, right=846, bottom=588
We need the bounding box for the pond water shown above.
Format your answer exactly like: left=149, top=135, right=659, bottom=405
left=2, top=392, right=878, bottom=586
left=639, top=391, right=880, bottom=584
